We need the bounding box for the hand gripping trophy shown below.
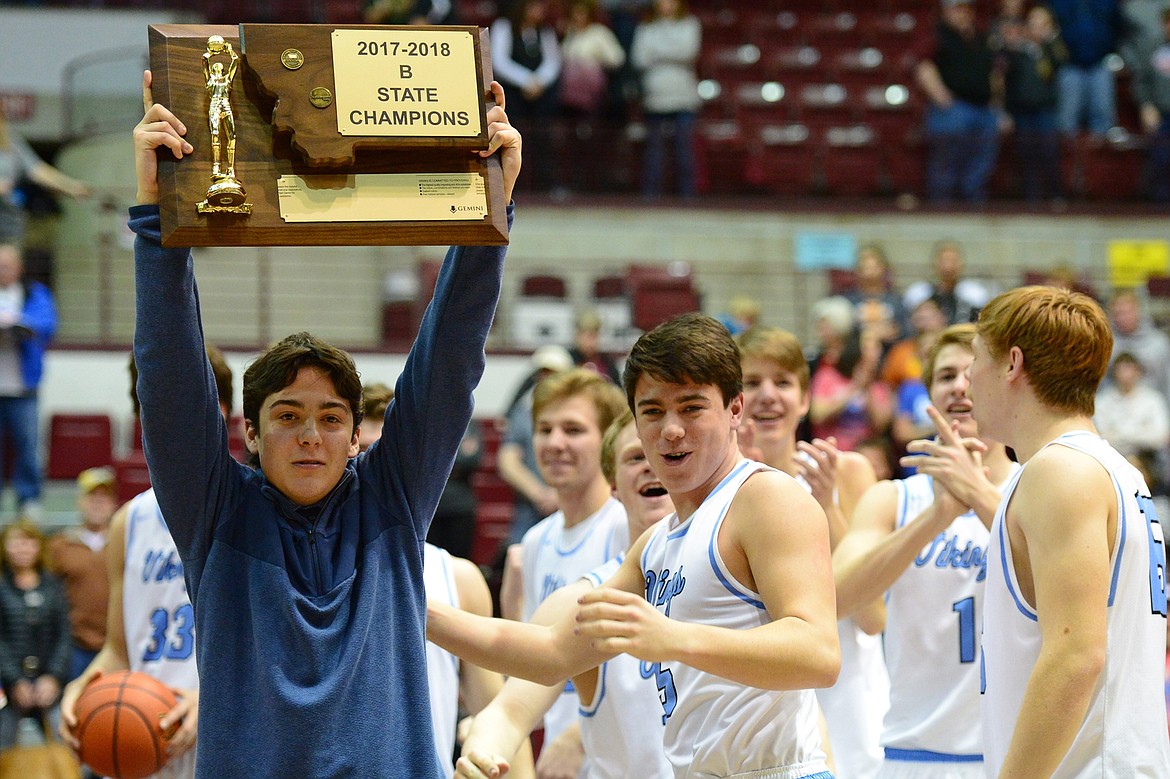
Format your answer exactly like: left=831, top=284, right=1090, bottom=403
left=197, top=35, right=252, bottom=214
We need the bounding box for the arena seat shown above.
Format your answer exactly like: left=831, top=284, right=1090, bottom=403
left=797, top=82, right=857, bottom=124
left=627, top=265, right=702, bottom=332
left=471, top=502, right=513, bottom=568
left=512, top=274, right=574, bottom=349
left=744, top=122, right=819, bottom=195
left=698, top=119, right=753, bottom=195
left=820, top=123, right=885, bottom=196
left=111, top=453, right=152, bottom=506
left=805, top=11, right=865, bottom=48
left=47, top=413, right=114, bottom=480
left=1071, top=131, right=1149, bottom=200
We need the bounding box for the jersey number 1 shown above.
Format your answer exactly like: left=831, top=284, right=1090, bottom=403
left=952, top=596, right=977, bottom=664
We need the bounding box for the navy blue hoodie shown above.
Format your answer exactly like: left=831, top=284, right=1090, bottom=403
left=130, top=204, right=510, bottom=778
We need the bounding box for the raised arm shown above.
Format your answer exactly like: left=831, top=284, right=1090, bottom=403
left=833, top=477, right=962, bottom=619
left=996, top=450, right=1112, bottom=778
left=363, top=82, right=520, bottom=536
left=901, top=406, right=1001, bottom=529
left=130, top=71, right=232, bottom=569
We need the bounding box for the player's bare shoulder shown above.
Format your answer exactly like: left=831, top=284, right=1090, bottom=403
left=1018, top=443, right=1111, bottom=501
left=733, top=468, right=826, bottom=529
left=1012, top=442, right=1114, bottom=532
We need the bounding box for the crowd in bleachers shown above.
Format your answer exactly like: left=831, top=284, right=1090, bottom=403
left=5, top=0, right=1170, bottom=203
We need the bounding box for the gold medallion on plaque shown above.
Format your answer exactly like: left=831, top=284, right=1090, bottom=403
left=309, top=87, right=333, bottom=108
left=196, top=35, right=252, bottom=215
left=280, top=48, right=304, bottom=70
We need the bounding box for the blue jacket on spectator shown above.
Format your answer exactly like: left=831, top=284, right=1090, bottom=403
left=1047, top=0, right=1122, bottom=67
left=17, top=279, right=57, bottom=390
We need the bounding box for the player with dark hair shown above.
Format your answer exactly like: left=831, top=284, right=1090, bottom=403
left=127, top=70, right=522, bottom=777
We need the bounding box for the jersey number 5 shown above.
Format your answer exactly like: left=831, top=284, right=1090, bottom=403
left=640, top=661, right=678, bottom=725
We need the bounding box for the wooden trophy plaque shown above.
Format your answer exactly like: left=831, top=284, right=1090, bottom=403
left=148, top=23, right=508, bottom=247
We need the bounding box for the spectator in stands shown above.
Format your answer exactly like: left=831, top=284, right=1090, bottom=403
left=497, top=344, right=573, bottom=548
left=491, top=0, right=562, bottom=191
left=560, top=0, right=626, bottom=120
left=0, top=113, right=89, bottom=244
left=883, top=297, right=949, bottom=470
left=1129, top=7, right=1170, bottom=202
left=1120, top=0, right=1169, bottom=71
left=431, top=420, right=482, bottom=561
left=47, top=467, right=117, bottom=683
left=881, top=297, right=949, bottom=392
left=903, top=240, right=993, bottom=325
left=716, top=294, right=761, bottom=336
left=414, top=0, right=458, bottom=25
left=0, top=519, right=70, bottom=748
left=1094, top=351, right=1170, bottom=457
left=989, top=0, right=1028, bottom=51
left=1001, top=5, right=1068, bottom=202
left=1053, top=0, right=1123, bottom=135
left=1042, top=261, right=1078, bottom=290
left=1108, top=288, right=1170, bottom=401
left=915, top=0, right=1001, bottom=203
left=631, top=0, right=702, bottom=198
left=1048, top=0, right=1122, bottom=135
left=363, top=0, right=456, bottom=25
left=601, top=0, right=652, bottom=121
left=842, top=243, right=910, bottom=352
left=569, top=308, right=621, bottom=384
left=808, top=296, right=893, bottom=453
left=855, top=435, right=896, bottom=482
left=0, top=243, right=57, bottom=518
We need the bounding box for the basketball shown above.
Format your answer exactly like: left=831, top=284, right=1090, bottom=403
left=74, top=671, right=179, bottom=779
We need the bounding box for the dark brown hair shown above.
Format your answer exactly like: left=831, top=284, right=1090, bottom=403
left=623, top=313, right=743, bottom=409
left=243, top=332, right=364, bottom=434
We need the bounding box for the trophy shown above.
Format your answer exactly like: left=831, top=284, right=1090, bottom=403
left=197, top=36, right=252, bottom=215
left=148, top=24, right=507, bottom=247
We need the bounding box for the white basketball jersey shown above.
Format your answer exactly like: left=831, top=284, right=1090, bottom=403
left=520, top=498, right=628, bottom=747
left=796, top=466, right=889, bottom=779
left=982, top=432, right=1170, bottom=778
left=122, top=489, right=198, bottom=779
left=639, top=460, right=828, bottom=778
left=881, top=469, right=1014, bottom=762
left=424, top=543, right=461, bottom=779
left=578, top=556, right=673, bottom=779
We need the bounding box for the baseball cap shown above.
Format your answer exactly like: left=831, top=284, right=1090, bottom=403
left=77, top=466, right=116, bottom=494
left=531, top=344, right=573, bottom=373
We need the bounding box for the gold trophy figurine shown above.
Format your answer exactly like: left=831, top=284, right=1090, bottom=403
left=197, top=35, right=252, bottom=214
